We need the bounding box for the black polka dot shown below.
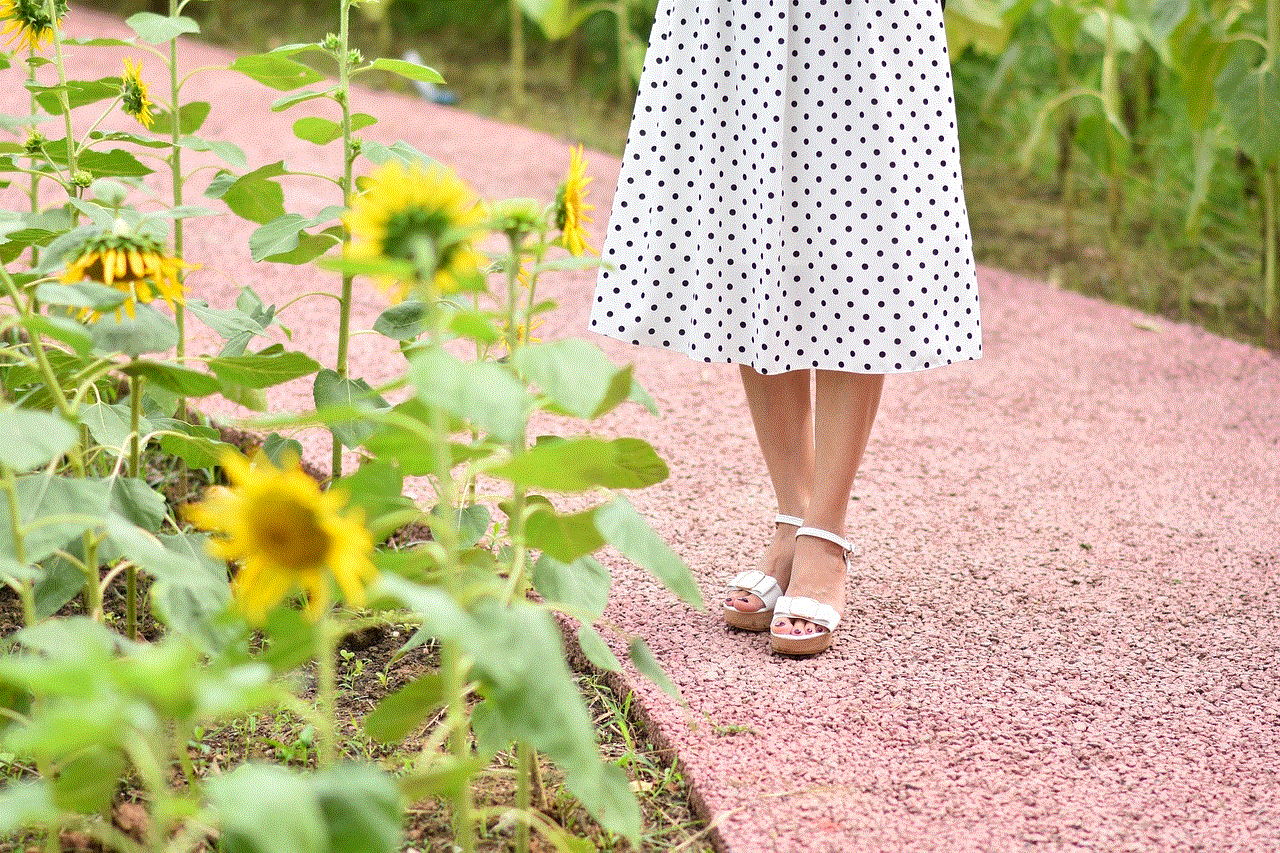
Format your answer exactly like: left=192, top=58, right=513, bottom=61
left=590, top=0, right=982, bottom=374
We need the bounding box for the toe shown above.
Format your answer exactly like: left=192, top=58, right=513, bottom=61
left=730, top=593, right=764, bottom=613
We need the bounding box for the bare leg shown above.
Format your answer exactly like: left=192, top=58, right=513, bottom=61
left=773, top=370, right=884, bottom=635
left=726, top=366, right=813, bottom=613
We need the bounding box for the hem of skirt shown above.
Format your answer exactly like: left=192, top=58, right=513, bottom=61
left=588, top=326, right=982, bottom=376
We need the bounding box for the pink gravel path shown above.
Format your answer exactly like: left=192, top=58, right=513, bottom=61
left=7, top=11, right=1280, bottom=852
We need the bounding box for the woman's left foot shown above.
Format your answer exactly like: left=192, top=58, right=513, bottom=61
left=770, top=527, right=849, bottom=654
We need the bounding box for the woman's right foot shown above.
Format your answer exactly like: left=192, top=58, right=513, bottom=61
left=722, top=516, right=802, bottom=631
left=724, top=520, right=799, bottom=614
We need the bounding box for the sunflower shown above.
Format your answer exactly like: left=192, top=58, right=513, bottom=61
left=185, top=451, right=377, bottom=625
left=121, top=58, right=154, bottom=129
left=61, top=224, right=190, bottom=318
left=345, top=159, right=487, bottom=302
left=554, top=145, right=596, bottom=257
left=0, top=0, right=66, bottom=53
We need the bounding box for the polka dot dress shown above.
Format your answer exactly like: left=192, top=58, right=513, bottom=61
left=590, top=0, right=982, bottom=374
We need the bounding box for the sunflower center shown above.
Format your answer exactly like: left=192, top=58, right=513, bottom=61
left=248, top=493, right=332, bottom=572
left=381, top=208, right=451, bottom=264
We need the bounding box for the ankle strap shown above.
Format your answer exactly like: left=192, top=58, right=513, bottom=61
left=774, top=513, right=804, bottom=527
left=795, top=526, right=852, bottom=554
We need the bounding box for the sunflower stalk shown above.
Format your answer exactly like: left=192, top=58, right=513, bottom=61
left=425, top=296, right=476, bottom=853
left=314, top=615, right=339, bottom=768
left=42, top=0, right=76, bottom=195
left=168, top=0, right=187, bottom=419
left=332, top=0, right=357, bottom=480
left=0, top=465, right=37, bottom=627
left=126, top=369, right=143, bottom=641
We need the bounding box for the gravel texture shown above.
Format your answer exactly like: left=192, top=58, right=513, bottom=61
left=8, top=12, right=1280, bottom=851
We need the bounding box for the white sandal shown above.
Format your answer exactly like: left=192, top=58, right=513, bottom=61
left=722, top=513, right=802, bottom=631
left=769, top=526, right=851, bottom=655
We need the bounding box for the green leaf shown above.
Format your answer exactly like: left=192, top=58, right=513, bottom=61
left=229, top=52, right=327, bottom=91
left=489, top=437, right=668, bottom=492
left=208, top=765, right=328, bottom=853
left=177, top=134, right=247, bottom=169
left=409, top=348, right=530, bottom=444
left=532, top=554, right=610, bottom=620
left=34, top=551, right=83, bottom=618
left=576, top=623, right=622, bottom=671
left=525, top=505, right=605, bottom=563
left=0, top=781, right=58, bottom=834
left=362, top=57, right=446, bottom=84
left=186, top=298, right=268, bottom=343
left=30, top=79, right=118, bottom=113
left=271, top=89, right=332, bottom=112
left=511, top=339, right=637, bottom=419
left=260, top=432, right=304, bottom=467
left=21, top=314, right=89, bottom=359
left=209, top=348, right=320, bottom=389
left=565, top=761, right=641, bottom=846
left=51, top=747, right=125, bottom=814
left=148, top=100, right=211, bottom=135
left=123, top=360, right=222, bottom=397
left=364, top=673, right=444, bottom=743
left=81, top=402, right=152, bottom=455
left=249, top=213, right=311, bottom=261
left=0, top=407, right=77, bottom=472
left=74, top=148, right=154, bottom=178
left=332, top=461, right=414, bottom=537
left=0, top=476, right=110, bottom=565
left=105, top=517, right=233, bottom=646
left=593, top=498, right=702, bottom=607
left=432, top=502, right=492, bottom=549
left=89, top=302, right=179, bottom=357
left=628, top=636, right=681, bottom=699
left=34, top=281, right=126, bottom=311
left=155, top=423, right=229, bottom=470
left=1216, top=57, right=1280, bottom=167
left=313, top=369, right=389, bottom=448
left=126, top=11, right=200, bottom=43
left=397, top=755, right=489, bottom=800
left=205, top=161, right=287, bottom=224
left=292, top=113, right=377, bottom=145
left=311, top=767, right=404, bottom=853
left=108, top=477, right=167, bottom=532
left=372, top=301, right=427, bottom=340
left=357, top=139, right=437, bottom=168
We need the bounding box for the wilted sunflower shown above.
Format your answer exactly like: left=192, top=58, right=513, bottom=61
left=555, top=145, right=595, bottom=256
left=121, top=58, right=154, bottom=129
left=186, top=452, right=377, bottom=625
left=345, top=159, right=487, bottom=302
left=0, top=0, right=67, bottom=53
left=61, top=224, right=189, bottom=318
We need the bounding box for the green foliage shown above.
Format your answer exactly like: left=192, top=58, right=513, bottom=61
left=0, top=4, right=699, bottom=853
left=950, top=0, right=1280, bottom=340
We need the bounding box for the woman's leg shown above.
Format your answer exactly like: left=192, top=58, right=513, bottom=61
left=726, top=366, right=813, bottom=613
left=773, top=370, right=884, bottom=635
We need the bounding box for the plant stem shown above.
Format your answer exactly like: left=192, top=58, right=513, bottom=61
left=0, top=466, right=37, bottom=627
left=510, top=0, right=525, bottom=112
left=515, top=742, right=533, bottom=853
left=126, top=370, right=142, bottom=641
left=168, top=0, right=189, bottom=417
left=314, top=616, right=338, bottom=768
left=332, top=0, right=356, bottom=481
left=615, top=0, right=631, bottom=105
left=45, top=0, right=77, bottom=192
left=424, top=295, right=475, bottom=853
left=1263, top=166, right=1278, bottom=342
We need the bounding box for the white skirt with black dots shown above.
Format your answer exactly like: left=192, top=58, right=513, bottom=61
left=590, top=0, right=983, bottom=374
